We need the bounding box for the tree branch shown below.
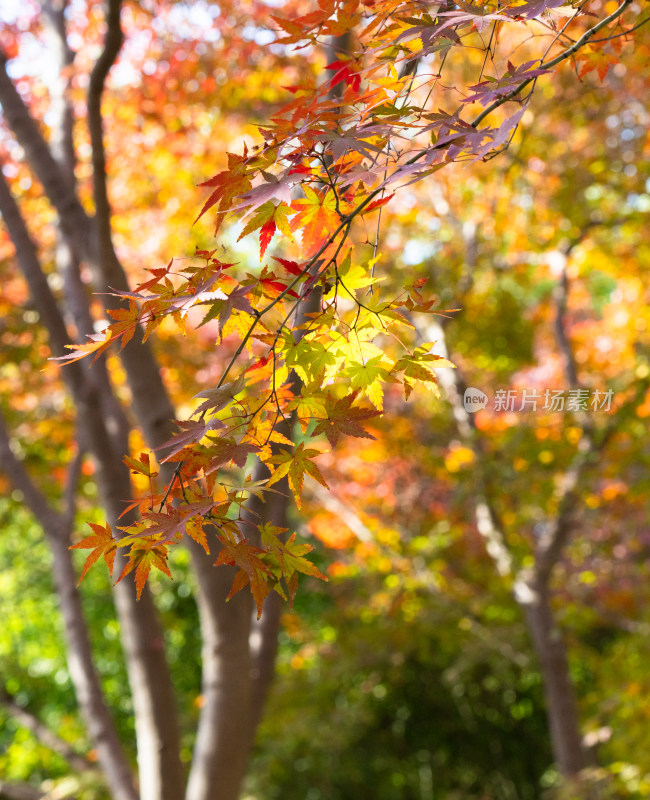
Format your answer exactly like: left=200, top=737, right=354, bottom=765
left=0, top=689, right=94, bottom=774
left=39, top=0, right=77, bottom=180
left=0, top=409, right=139, bottom=800
left=535, top=376, right=650, bottom=586
left=0, top=166, right=128, bottom=477
left=185, top=533, right=255, bottom=800
left=552, top=255, right=580, bottom=391
left=87, top=0, right=124, bottom=270
left=471, top=0, right=636, bottom=127
left=0, top=780, right=46, bottom=800
left=0, top=50, right=97, bottom=266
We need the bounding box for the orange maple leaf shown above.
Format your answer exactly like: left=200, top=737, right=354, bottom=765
left=70, top=522, right=118, bottom=583
left=215, top=539, right=272, bottom=617
left=290, top=186, right=340, bottom=257
left=115, top=539, right=172, bottom=600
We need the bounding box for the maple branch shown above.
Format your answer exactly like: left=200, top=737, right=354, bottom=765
left=0, top=689, right=95, bottom=774
left=0, top=780, right=47, bottom=800
left=185, top=531, right=256, bottom=800
left=552, top=255, right=580, bottom=391
left=325, top=0, right=637, bottom=221
left=0, top=24, right=176, bottom=454
left=471, top=0, right=635, bottom=128
left=227, top=22, right=350, bottom=731
left=588, top=12, right=650, bottom=43
left=423, top=254, right=596, bottom=781
left=38, top=0, right=126, bottom=436
left=249, top=591, right=284, bottom=728
left=87, top=0, right=124, bottom=270
left=64, top=441, right=84, bottom=530
left=0, top=409, right=64, bottom=532
left=427, top=319, right=514, bottom=576
left=0, top=167, right=129, bottom=474
left=0, top=50, right=97, bottom=266
left=533, top=433, right=598, bottom=587
left=39, top=0, right=77, bottom=179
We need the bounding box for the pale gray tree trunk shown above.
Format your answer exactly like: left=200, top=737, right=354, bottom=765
left=518, top=577, right=588, bottom=778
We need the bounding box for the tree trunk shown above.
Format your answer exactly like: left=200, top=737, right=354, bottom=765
left=185, top=537, right=254, bottom=800
left=517, top=576, right=591, bottom=792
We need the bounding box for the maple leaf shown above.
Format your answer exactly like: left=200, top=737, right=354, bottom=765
left=576, top=46, right=617, bottom=81
left=70, top=522, right=118, bottom=583
left=261, top=524, right=327, bottom=578
left=313, top=391, right=382, bottom=447
left=214, top=538, right=272, bottom=617
left=359, top=193, right=394, bottom=215
left=196, top=283, right=255, bottom=337
left=139, top=496, right=217, bottom=547
left=464, top=61, right=551, bottom=106
left=51, top=327, right=116, bottom=366
left=290, top=186, right=341, bottom=257
left=238, top=201, right=294, bottom=259
left=265, top=442, right=329, bottom=509
left=285, top=336, right=337, bottom=384
left=259, top=277, right=300, bottom=300
left=115, top=538, right=172, bottom=601
left=326, top=59, right=362, bottom=93
left=103, top=301, right=141, bottom=349
left=157, top=417, right=226, bottom=460
left=272, top=256, right=306, bottom=277
left=200, top=437, right=261, bottom=474
left=333, top=251, right=381, bottom=296
left=328, top=328, right=384, bottom=368
left=286, top=389, right=329, bottom=432
left=343, top=355, right=390, bottom=410
left=193, top=374, right=247, bottom=416
left=234, top=170, right=303, bottom=217
left=196, top=148, right=253, bottom=233
left=323, top=129, right=386, bottom=165
left=123, top=451, right=158, bottom=478
left=503, top=0, right=566, bottom=20
left=391, top=344, right=455, bottom=398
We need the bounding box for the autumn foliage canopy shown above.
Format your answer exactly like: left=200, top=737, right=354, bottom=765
left=64, top=0, right=641, bottom=614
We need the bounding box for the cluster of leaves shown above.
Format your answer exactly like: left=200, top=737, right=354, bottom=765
left=64, top=0, right=641, bottom=610
left=67, top=250, right=452, bottom=613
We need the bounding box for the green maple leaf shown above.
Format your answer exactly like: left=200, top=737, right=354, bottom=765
left=285, top=336, right=337, bottom=383
left=260, top=524, right=327, bottom=602
left=329, top=329, right=384, bottom=368
left=265, top=442, right=329, bottom=509
left=333, top=250, right=381, bottom=296
left=286, top=386, right=329, bottom=431
left=391, top=344, right=455, bottom=398
left=343, top=355, right=390, bottom=410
